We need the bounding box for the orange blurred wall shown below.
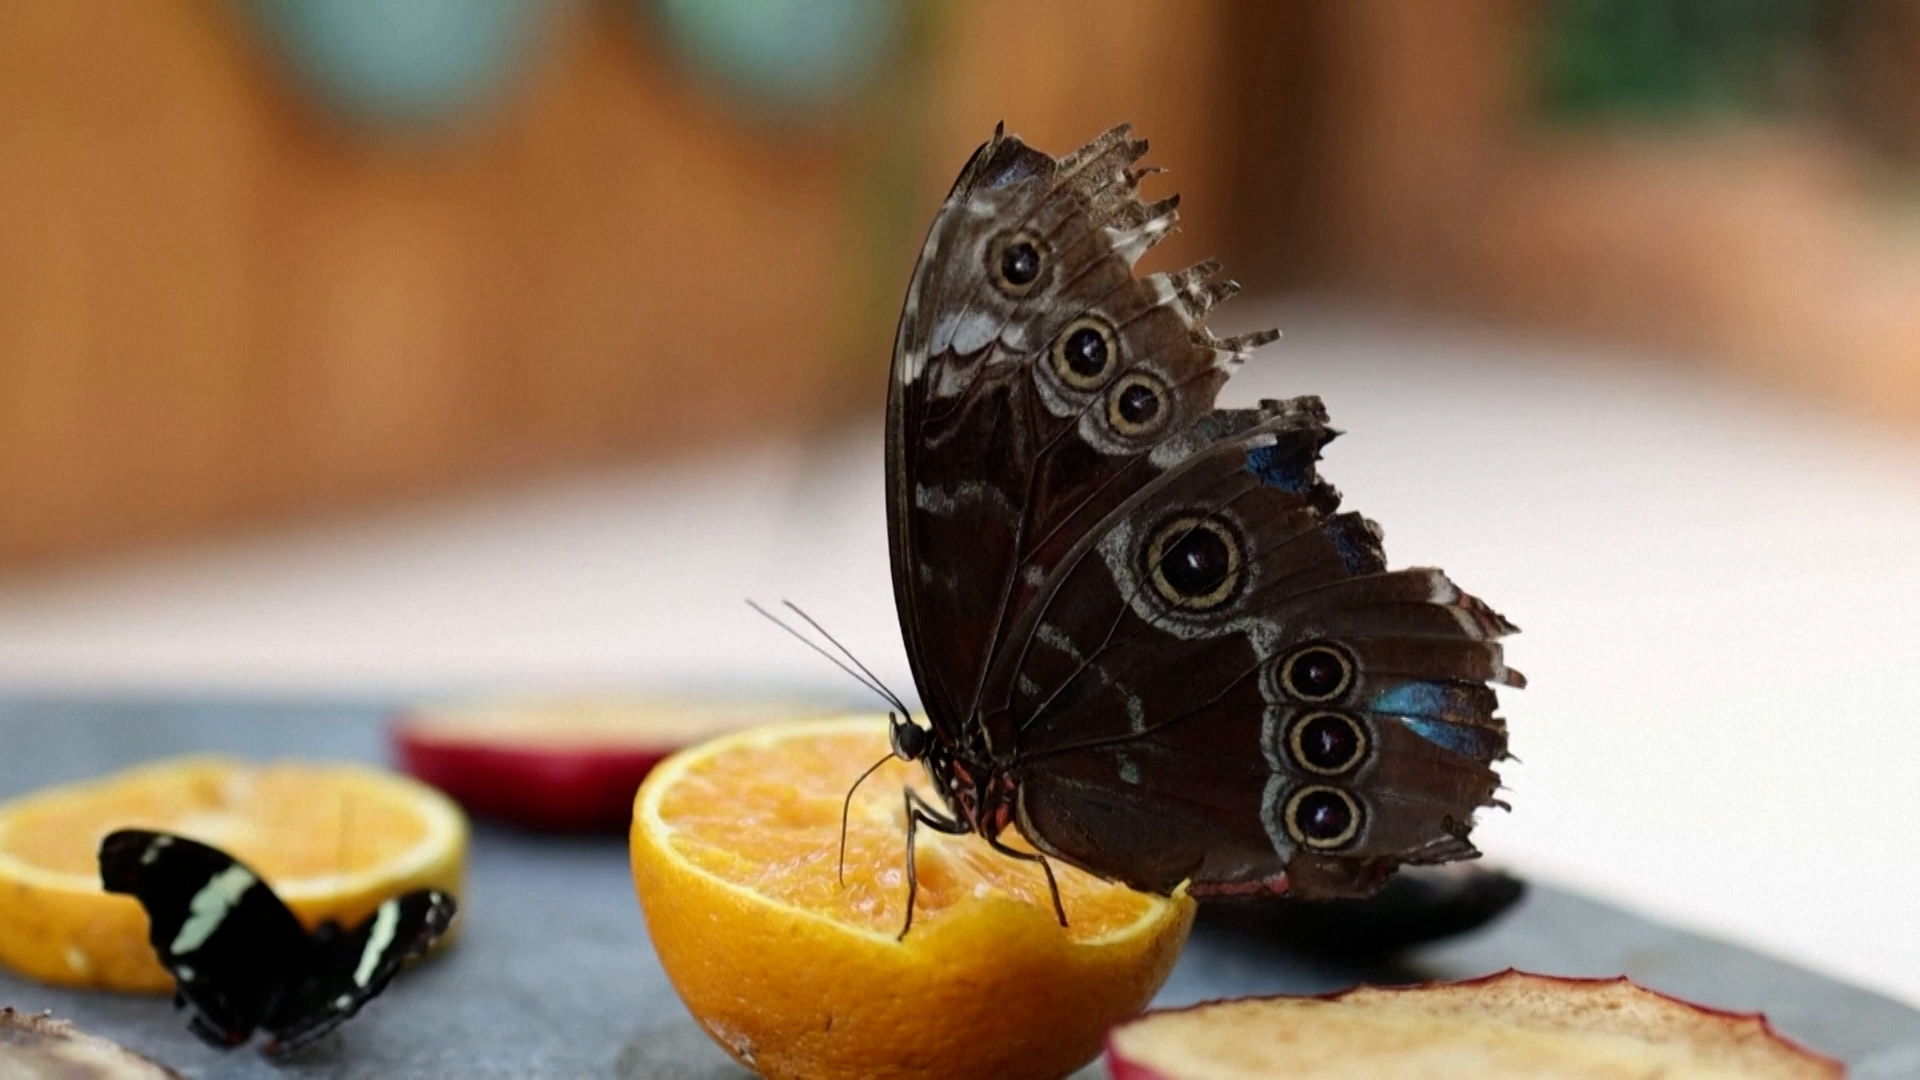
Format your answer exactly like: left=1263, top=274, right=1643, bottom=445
left=18, top=1, right=1902, bottom=573
left=0, top=0, right=1239, bottom=568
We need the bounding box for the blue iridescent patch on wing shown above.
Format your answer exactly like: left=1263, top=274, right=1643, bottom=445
left=1397, top=716, right=1502, bottom=760
left=1245, top=444, right=1312, bottom=493
left=1375, top=681, right=1502, bottom=758
left=1374, top=680, right=1443, bottom=714
left=1325, top=513, right=1384, bottom=575
left=1373, top=680, right=1493, bottom=724
left=1372, top=682, right=1449, bottom=718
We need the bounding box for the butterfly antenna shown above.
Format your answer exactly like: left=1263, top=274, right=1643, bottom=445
left=779, top=601, right=912, bottom=717
left=838, top=746, right=894, bottom=887
left=746, top=600, right=910, bottom=716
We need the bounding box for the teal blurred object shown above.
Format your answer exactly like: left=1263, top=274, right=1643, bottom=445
left=1538, top=0, right=1829, bottom=121
left=240, top=0, right=553, bottom=130
left=652, top=0, right=900, bottom=114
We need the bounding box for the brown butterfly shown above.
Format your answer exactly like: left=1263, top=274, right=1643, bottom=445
left=834, top=123, right=1520, bottom=937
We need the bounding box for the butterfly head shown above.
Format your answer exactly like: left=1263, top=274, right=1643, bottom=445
left=887, top=712, right=928, bottom=762
left=885, top=714, right=961, bottom=818
left=887, top=712, right=1011, bottom=835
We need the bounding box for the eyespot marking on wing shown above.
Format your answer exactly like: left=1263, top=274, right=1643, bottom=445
left=1144, top=515, right=1244, bottom=612
left=1108, top=372, right=1171, bottom=438
left=1050, top=316, right=1119, bottom=390
left=1286, top=712, right=1371, bottom=777
left=1285, top=786, right=1364, bottom=850
left=1278, top=643, right=1356, bottom=702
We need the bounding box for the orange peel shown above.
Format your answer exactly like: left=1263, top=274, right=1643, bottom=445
left=631, top=715, right=1195, bottom=1080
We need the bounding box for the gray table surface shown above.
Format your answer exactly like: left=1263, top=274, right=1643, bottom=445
left=2, top=699, right=1916, bottom=1079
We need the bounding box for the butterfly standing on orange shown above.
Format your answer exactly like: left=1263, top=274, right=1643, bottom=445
left=633, top=122, right=1522, bottom=1080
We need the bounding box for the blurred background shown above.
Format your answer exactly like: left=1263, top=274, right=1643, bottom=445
left=10, top=0, right=1920, bottom=568
left=1, top=0, right=1918, bottom=1012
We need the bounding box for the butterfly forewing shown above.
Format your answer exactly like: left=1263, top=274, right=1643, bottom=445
left=888, top=124, right=1274, bottom=753
left=887, top=124, right=1520, bottom=906
left=99, top=830, right=313, bottom=1047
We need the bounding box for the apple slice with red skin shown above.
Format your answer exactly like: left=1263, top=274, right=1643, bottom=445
left=1106, top=970, right=1842, bottom=1079
left=393, top=698, right=824, bottom=832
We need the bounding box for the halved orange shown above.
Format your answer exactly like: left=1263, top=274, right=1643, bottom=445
left=0, top=756, right=467, bottom=991
left=631, top=715, right=1196, bottom=1080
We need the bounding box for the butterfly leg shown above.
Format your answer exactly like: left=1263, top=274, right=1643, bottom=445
left=985, top=832, right=1068, bottom=928
left=899, top=787, right=969, bottom=941
left=186, top=1012, right=250, bottom=1049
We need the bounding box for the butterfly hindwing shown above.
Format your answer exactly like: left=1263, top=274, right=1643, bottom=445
left=999, top=400, right=1517, bottom=898
left=263, top=890, right=457, bottom=1057
left=99, top=829, right=312, bottom=1047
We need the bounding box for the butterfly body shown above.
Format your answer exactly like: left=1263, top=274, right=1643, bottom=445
left=98, top=829, right=455, bottom=1057
left=882, top=125, right=1521, bottom=928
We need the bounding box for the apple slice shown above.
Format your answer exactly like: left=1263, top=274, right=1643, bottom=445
left=1106, top=970, right=1841, bottom=1079
left=0, top=1009, right=181, bottom=1078
left=393, top=697, right=825, bottom=832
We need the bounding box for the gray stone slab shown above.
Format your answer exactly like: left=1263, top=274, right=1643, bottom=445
left=1, top=700, right=1915, bottom=1078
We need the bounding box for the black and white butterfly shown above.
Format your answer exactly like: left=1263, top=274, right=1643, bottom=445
left=868, top=124, right=1521, bottom=935
left=98, top=829, right=455, bottom=1057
